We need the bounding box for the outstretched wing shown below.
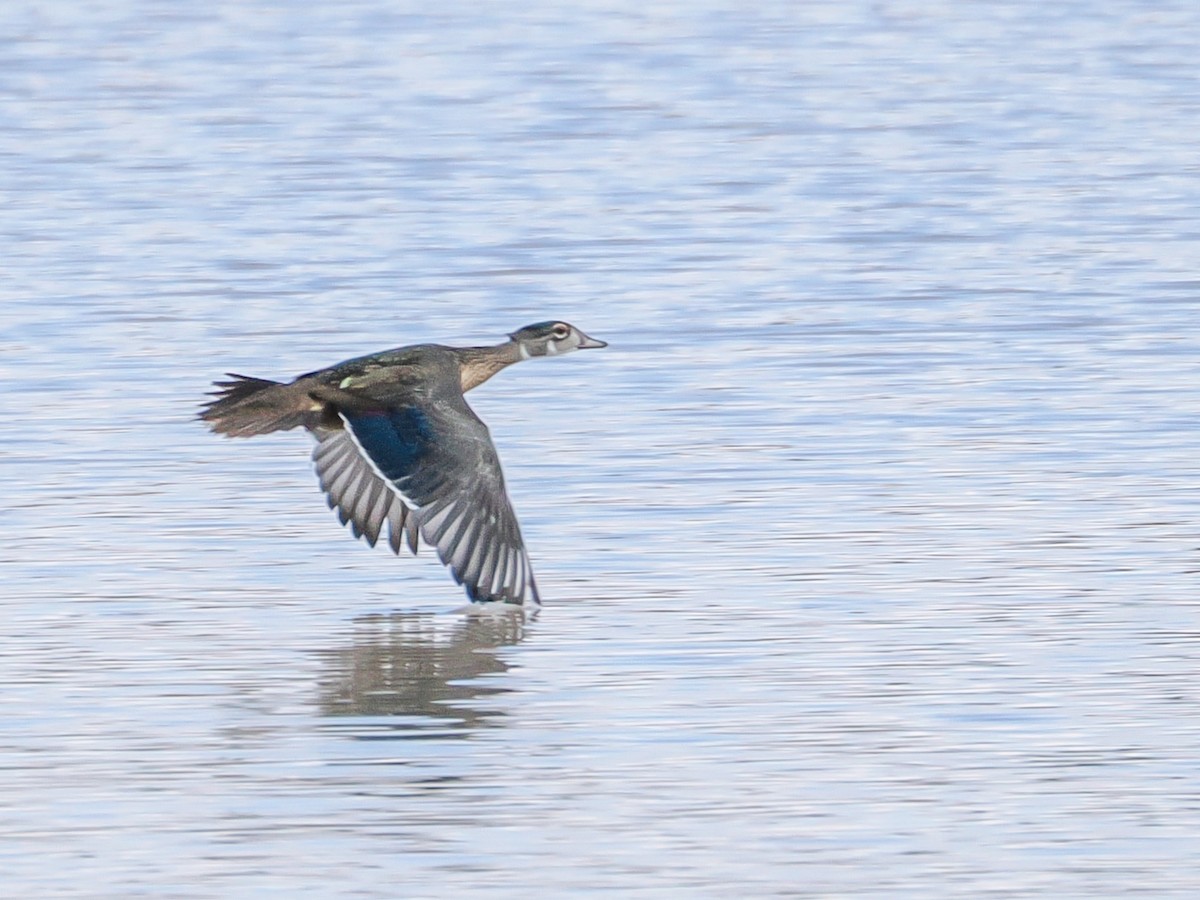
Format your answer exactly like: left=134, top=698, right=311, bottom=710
left=312, top=428, right=418, bottom=556
left=339, top=403, right=539, bottom=606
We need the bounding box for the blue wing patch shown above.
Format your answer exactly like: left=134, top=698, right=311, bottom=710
left=343, top=408, right=433, bottom=486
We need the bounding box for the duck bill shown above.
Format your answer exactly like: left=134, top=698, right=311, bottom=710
left=577, top=332, right=608, bottom=349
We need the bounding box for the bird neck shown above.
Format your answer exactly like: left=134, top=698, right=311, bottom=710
left=456, top=341, right=524, bottom=392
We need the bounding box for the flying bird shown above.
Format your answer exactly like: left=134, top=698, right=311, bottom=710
left=199, top=321, right=606, bottom=606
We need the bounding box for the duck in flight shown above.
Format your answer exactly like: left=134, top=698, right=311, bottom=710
left=199, top=322, right=606, bottom=607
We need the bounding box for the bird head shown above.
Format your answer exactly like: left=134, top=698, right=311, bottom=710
left=508, top=321, right=607, bottom=358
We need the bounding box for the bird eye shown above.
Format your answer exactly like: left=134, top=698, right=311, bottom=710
left=552, top=324, right=570, bottom=339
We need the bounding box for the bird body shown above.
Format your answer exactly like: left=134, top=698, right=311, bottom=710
left=200, top=322, right=605, bottom=606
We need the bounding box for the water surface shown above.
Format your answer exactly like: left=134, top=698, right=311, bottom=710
left=2, top=1, right=1199, bottom=896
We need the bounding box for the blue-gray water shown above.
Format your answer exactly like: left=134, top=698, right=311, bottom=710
left=2, top=1, right=1199, bottom=896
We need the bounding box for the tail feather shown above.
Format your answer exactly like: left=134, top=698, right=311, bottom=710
left=199, top=374, right=314, bottom=437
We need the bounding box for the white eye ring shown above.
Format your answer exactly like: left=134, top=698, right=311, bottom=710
left=552, top=325, right=570, bottom=339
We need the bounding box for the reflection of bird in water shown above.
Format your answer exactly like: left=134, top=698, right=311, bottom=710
left=316, top=610, right=532, bottom=735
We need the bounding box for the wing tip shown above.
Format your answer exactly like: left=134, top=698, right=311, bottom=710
left=459, top=564, right=541, bottom=607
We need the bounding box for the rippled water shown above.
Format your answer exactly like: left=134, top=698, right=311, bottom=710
left=3, top=1, right=1200, bottom=896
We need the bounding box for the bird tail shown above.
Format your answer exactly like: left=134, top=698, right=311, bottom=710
left=199, top=374, right=313, bottom=437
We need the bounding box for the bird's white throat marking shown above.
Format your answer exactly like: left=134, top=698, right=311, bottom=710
left=518, top=343, right=531, bottom=360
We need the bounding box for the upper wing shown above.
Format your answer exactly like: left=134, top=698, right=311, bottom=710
left=312, top=428, right=419, bottom=556
left=339, top=402, right=539, bottom=606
